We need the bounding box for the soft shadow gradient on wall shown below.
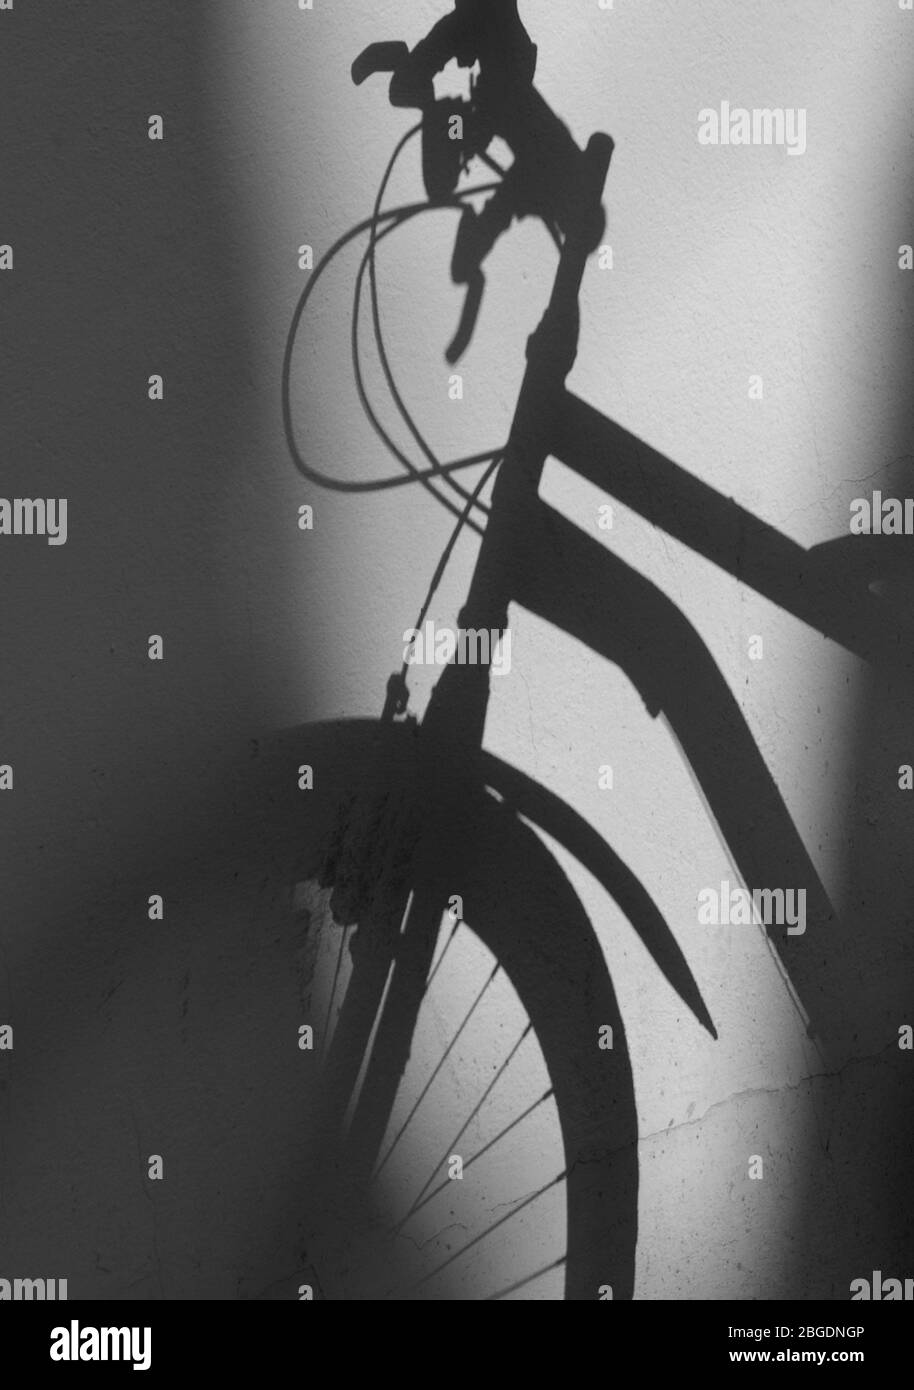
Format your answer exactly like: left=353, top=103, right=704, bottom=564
left=1, top=2, right=321, bottom=1297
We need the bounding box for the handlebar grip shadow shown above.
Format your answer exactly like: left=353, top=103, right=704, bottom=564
left=351, top=41, right=409, bottom=87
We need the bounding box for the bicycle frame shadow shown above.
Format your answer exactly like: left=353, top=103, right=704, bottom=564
left=536, top=391, right=914, bottom=1059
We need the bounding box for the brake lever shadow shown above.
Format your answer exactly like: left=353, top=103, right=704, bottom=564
left=445, top=271, right=485, bottom=365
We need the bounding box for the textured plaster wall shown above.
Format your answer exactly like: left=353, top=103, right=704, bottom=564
left=232, top=0, right=914, bottom=1298
left=1, top=0, right=911, bottom=1300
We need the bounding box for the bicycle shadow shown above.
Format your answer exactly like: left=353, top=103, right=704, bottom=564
left=289, top=0, right=914, bottom=1300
